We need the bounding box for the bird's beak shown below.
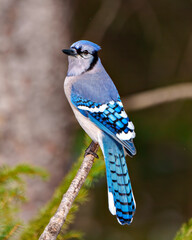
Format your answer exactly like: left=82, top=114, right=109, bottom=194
left=62, top=48, right=76, bottom=56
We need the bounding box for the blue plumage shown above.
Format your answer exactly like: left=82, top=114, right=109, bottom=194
left=71, top=94, right=136, bottom=156
left=71, top=71, right=119, bottom=103
left=71, top=40, right=101, bottom=52
left=102, top=134, right=136, bottom=224
left=63, top=40, right=137, bottom=225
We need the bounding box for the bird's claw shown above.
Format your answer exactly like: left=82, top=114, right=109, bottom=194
left=84, top=147, right=99, bottom=159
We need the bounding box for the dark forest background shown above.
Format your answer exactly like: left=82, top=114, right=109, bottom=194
left=0, top=0, right=192, bottom=239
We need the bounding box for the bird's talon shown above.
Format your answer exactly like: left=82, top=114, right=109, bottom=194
left=84, top=150, right=99, bottom=159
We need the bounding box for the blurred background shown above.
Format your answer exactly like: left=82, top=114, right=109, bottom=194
left=0, top=0, right=192, bottom=239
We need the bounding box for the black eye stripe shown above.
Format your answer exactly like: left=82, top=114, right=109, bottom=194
left=83, top=50, right=89, bottom=55
left=76, top=47, right=91, bottom=55
left=71, top=47, right=97, bottom=58
left=76, top=47, right=82, bottom=55
left=86, top=51, right=98, bottom=71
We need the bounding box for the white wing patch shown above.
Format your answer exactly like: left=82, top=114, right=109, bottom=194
left=116, top=130, right=136, bottom=140
left=78, top=99, right=136, bottom=141
left=78, top=104, right=108, bottom=113
left=117, top=101, right=123, bottom=107
left=119, top=110, right=127, bottom=118
left=77, top=100, right=115, bottom=113
left=128, top=121, right=135, bottom=130
left=108, top=190, right=116, bottom=215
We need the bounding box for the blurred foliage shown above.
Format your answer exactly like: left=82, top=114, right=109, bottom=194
left=20, top=135, right=105, bottom=240
left=1, top=0, right=192, bottom=239
left=1, top=136, right=191, bottom=240
left=0, top=164, right=48, bottom=240
left=174, top=219, right=192, bottom=240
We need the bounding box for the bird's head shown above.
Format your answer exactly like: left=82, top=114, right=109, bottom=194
left=62, top=40, right=101, bottom=76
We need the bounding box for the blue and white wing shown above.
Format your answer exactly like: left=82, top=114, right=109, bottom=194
left=71, top=93, right=136, bottom=156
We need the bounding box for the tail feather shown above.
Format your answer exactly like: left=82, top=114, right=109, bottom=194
left=100, top=134, right=136, bottom=225
left=124, top=139, right=137, bottom=157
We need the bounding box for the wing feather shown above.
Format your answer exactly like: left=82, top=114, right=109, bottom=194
left=71, top=93, right=136, bottom=156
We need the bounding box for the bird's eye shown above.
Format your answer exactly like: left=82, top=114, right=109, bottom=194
left=83, top=50, right=89, bottom=55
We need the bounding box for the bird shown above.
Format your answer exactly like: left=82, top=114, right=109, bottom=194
left=63, top=40, right=136, bottom=225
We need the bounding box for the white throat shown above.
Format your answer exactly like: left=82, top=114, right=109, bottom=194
left=67, top=56, right=101, bottom=76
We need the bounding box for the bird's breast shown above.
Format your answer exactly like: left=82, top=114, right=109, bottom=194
left=64, top=76, right=76, bottom=102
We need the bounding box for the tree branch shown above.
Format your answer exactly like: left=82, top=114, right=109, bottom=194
left=39, top=82, right=192, bottom=239
left=38, top=141, right=99, bottom=240
left=123, top=82, right=192, bottom=111
left=67, top=83, right=192, bottom=127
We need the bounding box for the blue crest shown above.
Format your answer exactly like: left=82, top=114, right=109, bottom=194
left=71, top=40, right=101, bottom=52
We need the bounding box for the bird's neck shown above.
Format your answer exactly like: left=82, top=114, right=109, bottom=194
left=67, top=58, right=102, bottom=77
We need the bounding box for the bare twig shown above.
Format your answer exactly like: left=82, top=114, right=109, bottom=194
left=66, top=82, right=192, bottom=127
left=39, top=141, right=99, bottom=240
left=123, top=82, right=192, bottom=111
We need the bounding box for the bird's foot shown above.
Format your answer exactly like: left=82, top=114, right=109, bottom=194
left=84, top=142, right=99, bottom=159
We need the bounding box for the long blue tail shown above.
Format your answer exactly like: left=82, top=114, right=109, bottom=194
left=100, top=133, right=136, bottom=225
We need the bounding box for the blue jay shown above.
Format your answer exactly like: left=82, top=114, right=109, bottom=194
left=63, top=40, right=136, bottom=225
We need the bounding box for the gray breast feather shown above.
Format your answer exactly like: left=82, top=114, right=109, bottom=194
left=71, top=70, right=119, bottom=103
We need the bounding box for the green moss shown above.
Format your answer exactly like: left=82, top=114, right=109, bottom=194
left=0, top=164, right=48, bottom=240
left=174, top=219, right=192, bottom=240
left=20, top=135, right=105, bottom=240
